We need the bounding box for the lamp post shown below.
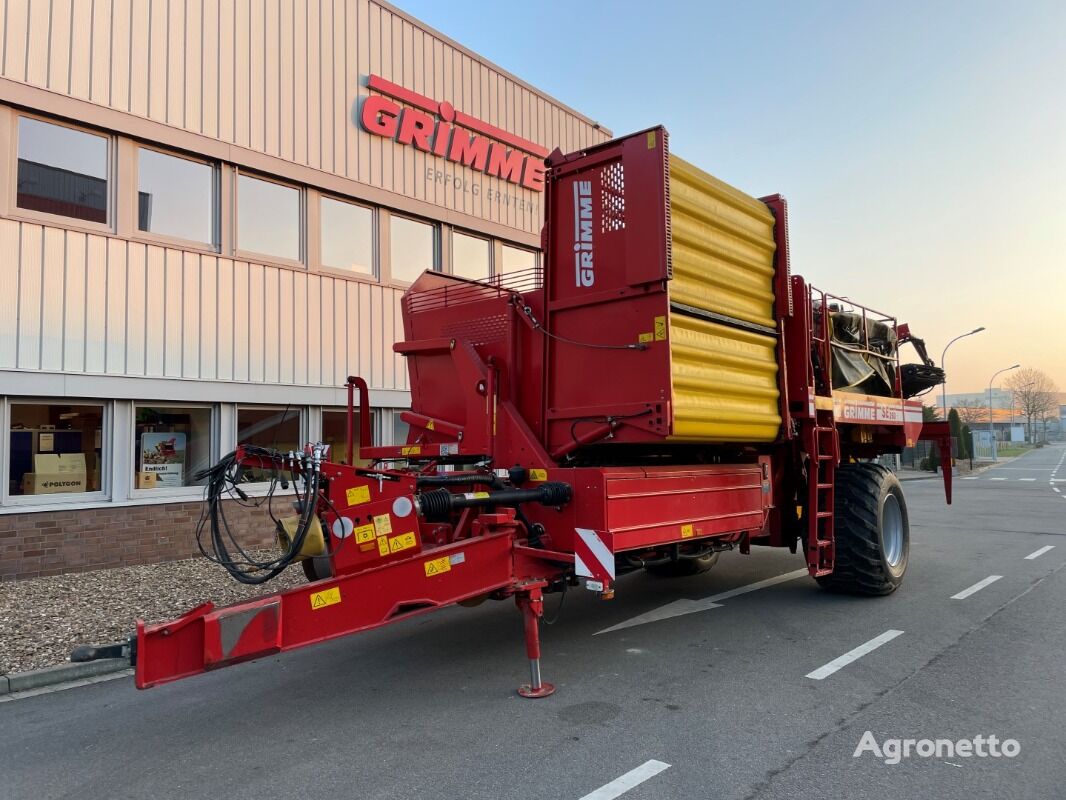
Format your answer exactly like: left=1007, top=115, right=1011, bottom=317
left=941, top=327, right=986, bottom=419
left=988, top=365, right=1020, bottom=456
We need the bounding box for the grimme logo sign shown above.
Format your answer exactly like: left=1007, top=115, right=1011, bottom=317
left=360, top=75, right=548, bottom=192
left=573, top=180, right=594, bottom=287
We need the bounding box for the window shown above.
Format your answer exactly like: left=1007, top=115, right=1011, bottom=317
left=138, top=149, right=217, bottom=246
left=322, top=409, right=374, bottom=466
left=321, top=197, right=373, bottom=275
left=16, top=117, right=109, bottom=224
left=236, top=406, right=302, bottom=481
left=393, top=413, right=410, bottom=447
left=237, top=173, right=301, bottom=261
left=390, top=216, right=437, bottom=283
left=500, top=244, right=536, bottom=274
left=452, top=232, right=491, bottom=281
left=8, top=403, right=105, bottom=497
left=133, top=406, right=214, bottom=490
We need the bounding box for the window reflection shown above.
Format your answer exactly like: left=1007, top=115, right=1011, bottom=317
left=138, top=149, right=216, bottom=245
left=390, top=216, right=436, bottom=283
left=237, top=174, right=300, bottom=260
left=452, top=232, right=491, bottom=280
left=17, top=118, right=108, bottom=224
left=321, top=198, right=373, bottom=274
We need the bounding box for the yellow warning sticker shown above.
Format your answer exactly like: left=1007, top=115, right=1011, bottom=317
left=528, top=468, right=548, bottom=482
left=681, top=523, right=694, bottom=538
left=389, top=532, right=417, bottom=554
left=359, top=542, right=375, bottom=552
left=377, top=536, right=390, bottom=556
left=424, top=556, right=451, bottom=577
left=638, top=332, right=653, bottom=344
left=346, top=485, right=371, bottom=506
left=373, top=514, right=393, bottom=536
left=310, top=586, right=341, bottom=610
left=654, top=316, right=667, bottom=341
left=401, top=445, right=421, bottom=456
left=354, top=523, right=376, bottom=544
left=647, top=130, right=657, bottom=149
left=464, top=491, right=491, bottom=500
left=425, top=420, right=435, bottom=431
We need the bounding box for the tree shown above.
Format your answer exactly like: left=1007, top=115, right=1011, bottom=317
left=1006, top=368, right=1059, bottom=444
left=922, top=403, right=940, bottom=423
left=948, top=408, right=969, bottom=460
left=954, top=399, right=987, bottom=426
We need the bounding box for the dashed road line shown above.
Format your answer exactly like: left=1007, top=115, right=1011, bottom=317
left=805, top=630, right=904, bottom=681
left=1025, top=546, right=1055, bottom=560
left=1018, top=478, right=1037, bottom=482
left=578, top=760, right=671, bottom=800
left=951, top=575, right=1003, bottom=600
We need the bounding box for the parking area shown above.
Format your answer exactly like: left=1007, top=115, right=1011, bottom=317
left=2, top=445, right=1064, bottom=800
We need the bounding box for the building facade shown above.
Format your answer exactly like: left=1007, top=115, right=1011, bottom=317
left=0, top=0, right=609, bottom=579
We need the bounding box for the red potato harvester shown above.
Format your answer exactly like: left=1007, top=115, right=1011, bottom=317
left=74, top=126, right=952, bottom=697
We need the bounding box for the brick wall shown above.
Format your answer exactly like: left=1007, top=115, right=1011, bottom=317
left=0, top=500, right=277, bottom=581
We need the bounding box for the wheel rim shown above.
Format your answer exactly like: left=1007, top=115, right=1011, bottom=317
left=882, top=493, right=904, bottom=567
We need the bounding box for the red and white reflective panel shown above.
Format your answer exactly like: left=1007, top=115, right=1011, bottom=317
left=574, top=528, right=615, bottom=583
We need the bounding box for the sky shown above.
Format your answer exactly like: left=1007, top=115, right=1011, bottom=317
left=399, top=0, right=1065, bottom=395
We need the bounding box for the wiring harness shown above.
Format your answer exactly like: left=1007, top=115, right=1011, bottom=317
left=194, top=445, right=324, bottom=585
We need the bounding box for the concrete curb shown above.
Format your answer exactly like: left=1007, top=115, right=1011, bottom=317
left=0, top=658, right=130, bottom=695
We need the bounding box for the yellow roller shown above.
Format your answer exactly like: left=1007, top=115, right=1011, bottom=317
left=666, top=156, right=781, bottom=443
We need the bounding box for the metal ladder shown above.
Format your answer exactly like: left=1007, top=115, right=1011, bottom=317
left=805, top=409, right=838, bottom=577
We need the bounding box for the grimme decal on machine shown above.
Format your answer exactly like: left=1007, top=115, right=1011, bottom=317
left=140, top=432, right=186, bottom=488
left=360, top=74, right=548, bottom=192
left=573, top=180, right=595, bottom=287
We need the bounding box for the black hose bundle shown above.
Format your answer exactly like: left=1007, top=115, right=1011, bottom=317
left=194, top=446, right=321, bottom=585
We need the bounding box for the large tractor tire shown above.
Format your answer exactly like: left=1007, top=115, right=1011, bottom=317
left=646, top=551, right=720, bottom=577
left=817, top=463, right=909, bottom=595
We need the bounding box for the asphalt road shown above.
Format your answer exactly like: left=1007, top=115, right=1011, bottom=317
left=3, top=444, right=1065, bottom=800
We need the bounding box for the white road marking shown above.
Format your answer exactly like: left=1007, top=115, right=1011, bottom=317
left=962, top=477, right=978, bottom=480
left=1025, top=545, right=1055, bottom=560
left=805, top=630, right=904, bottom=680
left=595, top=569, right=809, bottom=635
left=1054, top=488, right=1061, bottom=493
left=951, top=575, right=1003, bottom=599
left=578, top=760, right=671, bottom=800
left=1018, top=478, right=1037, bottom=482
left=988, top=478, right=1007, bottom=481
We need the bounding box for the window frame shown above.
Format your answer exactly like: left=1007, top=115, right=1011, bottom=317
left=233, top=168, right=305, bottom=268
left=499, top=242, right=539, bottom=274
left=451, top=229, right=493, bottom=281
left=387, top=212, right=440, bottom=286
left=129, top=402, right=219, bottom=500
left=2, top=397, right=111, bottom=507
left=9, top=112, right=115, bottom=234
left=234, top=404, right=307, bottom=489
left=130, top=143, right=221, bottom=253
left=316, top=193, right=378, bottom=282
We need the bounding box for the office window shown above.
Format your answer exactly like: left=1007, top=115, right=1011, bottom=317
left=321, top=197, right=373, bottom=274
left=16, top=117, right=109, bottom=224
left=322, top=409, right=374, bottom=466
left=390, top=216, right=437, bottom=283
left=237, top=174, right=300, bottom=261
left=452, top=232, right=491, bottom=281
left=393, top=413, right=410, bottom=447
left=138, top=149, right=216, bottom=245
left=8, top=403, right=105, bottom=497
left=133, top=406, right=214, bottom=490
left=236, top=407, right=302, bottom=481
left=500, top=244, right=536, bottom=274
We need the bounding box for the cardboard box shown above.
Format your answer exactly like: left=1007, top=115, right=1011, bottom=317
left=23, top=453, right=88, bottom=494
left=136, top=471, right=159, bottom=490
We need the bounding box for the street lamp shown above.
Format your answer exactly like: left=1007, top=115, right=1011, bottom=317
left=988, top=364, right=1020, bottom=445
left=941, top=327, right=986, bottom=418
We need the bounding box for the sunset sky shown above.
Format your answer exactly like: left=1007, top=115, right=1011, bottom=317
left=402, top=0, right=1065, bottom=394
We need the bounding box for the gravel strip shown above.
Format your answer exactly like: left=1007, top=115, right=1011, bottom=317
left=0, top=553, right=306, bottom=674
